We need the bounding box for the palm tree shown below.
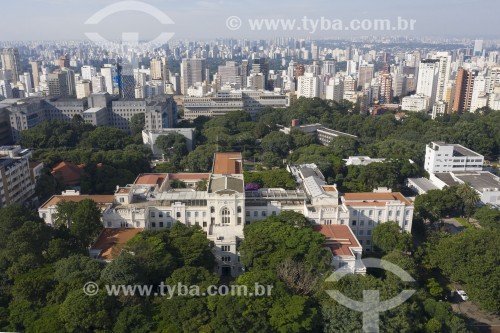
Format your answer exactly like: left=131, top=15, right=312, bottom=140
left=456, top=183, right=480, bottom=222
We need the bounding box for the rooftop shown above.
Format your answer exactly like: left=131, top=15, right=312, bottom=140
left=212, top=152, right=243, bottom=175
left=407, top=177, right=439, bottom=193
left=343, top=192, right=412, bottom=205
left=453, top=171, right=500, bottom=192
left=134, top=173, right=167, bottom=186
left=91, top=228, right=143, bottom=260
left=313, top=224, right=361, bottom=257
left=41, top=194, right=115, bottom=209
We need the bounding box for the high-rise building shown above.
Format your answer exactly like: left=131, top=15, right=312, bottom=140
left=101, top=65, right=114, bottom=95
left=81, top=65, right=97, bottom=81
left=453, top=68, right=477, bottom=113
left=59, top=55, right=70, bottom=69
left=47, top=72, right=70, bottom=97
left=416, top=59, right=440, bottom=106
left=91, top=75, right=106, bottom=94
left=30, top=61, right=41, bottom=88
left=181, top=58, right=206, bottom=95
left=19, top=72, right=33, bottom=94
left=218, top=61, right=242, bottom=88
left=470, top=74, right=487, bottom=112
left=473, top=40, right=484, bottom=57
left=325, top=77, right=344, bottom=102
left=150, top=58, right=164, bottom=81
left=114, top=64, right=135, bottom=99
left=322, top=60, right=336, bottom=76
left=76, top=80, right=91, bottom=99
left=297, top=73, right=320, bottom=98
left=432, top=52, right=452, bottom=103
left=61, top=68, right=76, bottom=97
left=379, top=73, right=393, bottom=104
left=251, top=58, right=270, bottom=89
left=1, top=48, right=21, bottom=84
left=358, top=64, right=374, bottom=89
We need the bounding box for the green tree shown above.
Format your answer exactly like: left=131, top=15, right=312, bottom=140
left=456, top=183, right=480, bottom=221
left=261, top=131, right=292, bottom=157
left=129, top=113, right=145, bottom=136
left=372, top=222, right=413, bottom=254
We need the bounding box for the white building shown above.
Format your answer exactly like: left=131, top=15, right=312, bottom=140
left=38, top=155, right=415, bottom=275
left=401, top=94, right=431, bottom=112
left=424, top=141, right=484, bottom=174
left=344, top=156, right=386, bottom=166
left=76, top=80, right=91, bottom=99
left=297, top=73, right=320, bottom=98
left=416, top=59, right=439, bottom=107
left=342, top=189, right=414, bottom=251
left=0, top=146, right=37, bottom=208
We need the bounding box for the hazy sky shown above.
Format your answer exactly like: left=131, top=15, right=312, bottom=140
left=0, top=0, right=498, bottom=41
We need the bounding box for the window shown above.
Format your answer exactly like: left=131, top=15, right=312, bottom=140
left=352, top=220, right=357, bottom=226
left=367, top=230, right=372, bottom=235
left=369, top=210, right=373, bottom=216
left=359, top=230, right=364, bottom=235
left=388, top=211, right=393, bottom=217
left=210, top=207, right=215, bottom=213
left=151, top=222, right=156, bottom=228
left=360, top=220, right=365, bottom=226
left=222, top=208, right=231, bottom=224
left=368, top=220, right=373, bottom=226
left=159, top=222, right=164, bottom=228
left=262, top=211, right=266, bottom=217
left=107, top=222, right=112, bottom=227
left=246, top=211, right=250, bottom=217
left=159, top=212, right=163, bottom=218
left=340, top=220, right=345, bottom=225
left=237, top=217, right=242, bottom=225
left=195, top=212, right=199, bottom=217
left=150, top=212, right=155, bottom=218
left=119, top=197, right=124, bottom=203
left=254, top=211, right=258, bottom=217
left=396, top=211, right=401, bottom=217
left=222, top=256, right=231, bottom=262
left=187, top=212, right=191, bottom=217
left=176, top=212, right=181, bottom=218
left=237, top=206, right=242, bottom=213
left=221, top=245, right=230, bottom=252
left=203, top=222, right=207, bottom=227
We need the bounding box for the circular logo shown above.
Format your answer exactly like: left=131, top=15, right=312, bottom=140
left=226, top=16, right=243, bottom=31
left=83, top=282, right=100, bottom=296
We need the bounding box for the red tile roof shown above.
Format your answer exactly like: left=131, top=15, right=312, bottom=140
left=169, top=173, right=210, bottom=180
left=213, top=152, right=242, bottom=175
left=91, top=228, right=143, bottom=260
left=51, top=162, right=84, bottom=185
left=135, top=174, right=167, bottom=186
left=313, top=225, right=360, bottom=257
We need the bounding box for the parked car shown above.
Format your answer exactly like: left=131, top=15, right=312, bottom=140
left=456, top=289, right=469, bottom=301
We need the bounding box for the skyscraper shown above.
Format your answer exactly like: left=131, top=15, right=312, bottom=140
left=30, top=61, right=41, bottom=88
left=297, top=73, right=320, bottom=98
left=181, top=58, right=206, bottom=95
left=81, top=66, right=97, bottom=81
left=473, top=40, right=484, bottom=57
left=114, top=63, right=135, bottom=99
left=416, top=59, right=440, bottom=107
left=453, top=68, right=477, bottom=113
left=218, top=61, right=242, bottom=88
left=47, top=72, right=70, bottom=97
left=358, top=64, right=374, bottom=89
left=59, top=55, right=70, bottom=69
left=1, top=48, right=21, bottom=84
left=432, top=52, right=452, bottom=103
left=379, top=73, right=393, bottom=104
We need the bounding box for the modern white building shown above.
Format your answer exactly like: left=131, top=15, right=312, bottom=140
left=297, top=73, right=320, bottom=98
left=416, top=59, right=439, bottom=107
left=142, top=128, right=196, bottom=154
left=424, top=141, right=484, bottom=174
left=344, top=156, right=386, bottom=166
left=401, top=94, right=431, bottom=112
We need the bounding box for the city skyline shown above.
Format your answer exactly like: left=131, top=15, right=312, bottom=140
left=0, top=0, right=499, bottom=41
